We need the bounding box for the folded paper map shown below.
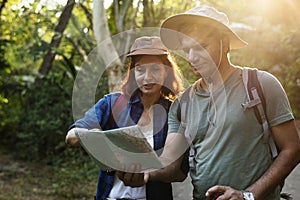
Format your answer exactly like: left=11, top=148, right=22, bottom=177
left=75, top=125, right=163, bottom=172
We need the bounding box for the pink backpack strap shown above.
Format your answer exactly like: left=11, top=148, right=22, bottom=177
left=108, top=94, right=128, bottom=127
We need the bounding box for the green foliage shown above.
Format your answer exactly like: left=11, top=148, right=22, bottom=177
left=9, top=61, right=109, bottom=162
left=3, top=1, right=57, bottom=71
left=172, top=53, right=198, bottom=87
left=0, top=37, right=28, bottom=144
left=16, top=70, right=73, bottom=160
left=0, top=38, right=11, bottom=132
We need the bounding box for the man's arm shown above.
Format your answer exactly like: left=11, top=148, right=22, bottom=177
left=117, top=132, right=189, bottom=186
left=206, top=120, right=300, bottom=200
left=245, top=119, right=300, bottom=199
left=149, top=132, right=189, bottom=182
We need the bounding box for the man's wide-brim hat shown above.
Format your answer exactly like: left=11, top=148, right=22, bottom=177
left=160, top=6, right=248, bottom=50
left=127, top=36, right=169, bottom=56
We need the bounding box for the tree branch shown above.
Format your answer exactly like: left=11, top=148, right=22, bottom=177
left=0, top=0, right=8, bottom=18
left=79, top=2, right=93, bottom=29
left=37, top=0, right=75, bottom=77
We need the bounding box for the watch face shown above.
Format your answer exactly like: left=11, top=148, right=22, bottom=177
left=243, top=191, right=254, bottom=200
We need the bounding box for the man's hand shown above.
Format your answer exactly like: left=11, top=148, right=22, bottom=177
left=206, top=185, right=244, bottom=200
left=116, top=164, right=149, bottom=187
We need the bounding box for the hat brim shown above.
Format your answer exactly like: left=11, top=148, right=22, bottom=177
left=127, top=49, right=169, bottom=57
left=160, top=14, right=248, bottom=50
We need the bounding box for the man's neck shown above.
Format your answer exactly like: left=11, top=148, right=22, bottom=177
left=199, top=62, right=235, bottom=92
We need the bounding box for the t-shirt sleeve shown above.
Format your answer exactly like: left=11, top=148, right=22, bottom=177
left=259, top=71, right=294, bottom=127
left=69, top=95, right=113, bottom=130
left=168, top=98, right=185, bottom=134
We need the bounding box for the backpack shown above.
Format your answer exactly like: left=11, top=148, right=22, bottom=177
left=241, top=67, right=278, bottom=158
left=178, top=67, right=291, bottom=199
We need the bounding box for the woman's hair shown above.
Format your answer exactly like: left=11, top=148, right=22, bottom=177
left=120, top=54, right=183, bottom=100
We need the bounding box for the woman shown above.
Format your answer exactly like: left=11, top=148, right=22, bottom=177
left=65, top=36, right=184, bottom=200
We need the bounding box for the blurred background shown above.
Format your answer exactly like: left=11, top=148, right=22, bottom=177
left=0, top=0, right=299, bottom=199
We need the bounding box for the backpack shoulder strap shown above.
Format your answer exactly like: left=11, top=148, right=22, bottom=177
left=241, top=67, right=278, bottom=158
left=112, top=94, right=127, bottom=115
left=108, top=94, right=127, bottom=128
left=242, top=68, right=266, bottom=123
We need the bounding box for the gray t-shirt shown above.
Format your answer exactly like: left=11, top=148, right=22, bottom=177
left=168, top=67, right=294, bottom=199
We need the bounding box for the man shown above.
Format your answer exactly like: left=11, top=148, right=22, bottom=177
left=118, top=6, right=300, bottom=200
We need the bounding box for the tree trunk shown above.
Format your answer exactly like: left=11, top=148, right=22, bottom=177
left=113, top=0, right=132, bottom=33
left=0, top=0, right=8, bottom=18
left=143, top=0, right=150, bottom=26
left=37, top=0, right=75, bottom=77
left=93, top=0, right=122, bottom=93
left=121, top=0, right=142, bottom=64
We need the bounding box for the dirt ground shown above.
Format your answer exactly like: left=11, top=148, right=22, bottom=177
left=0, top=152, right=52, bottom=200
left=0, top=150, right=95, bottom=200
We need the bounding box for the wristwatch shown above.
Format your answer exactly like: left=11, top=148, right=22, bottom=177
left=242, top=190, right=255, bottom=200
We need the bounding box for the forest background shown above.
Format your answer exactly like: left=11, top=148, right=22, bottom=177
left=0, top=0, right=300, bottom=199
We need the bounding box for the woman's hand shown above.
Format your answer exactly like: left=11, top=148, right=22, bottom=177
left=116, top=164, right=149, bottom=187
left=65, top=128, right=87, bottom=146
